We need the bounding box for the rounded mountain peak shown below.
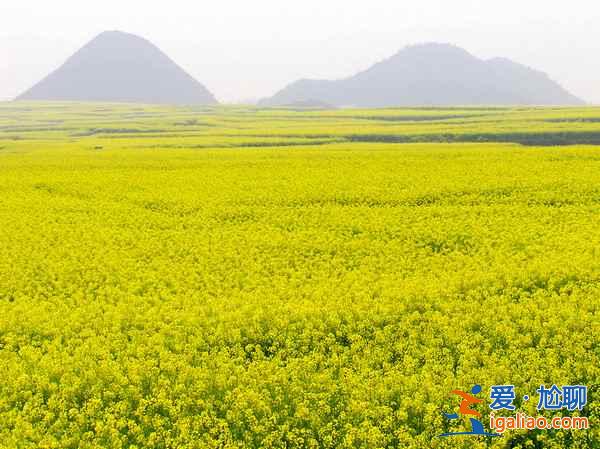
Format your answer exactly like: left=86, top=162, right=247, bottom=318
left=17, top=31, right=217, bottom=105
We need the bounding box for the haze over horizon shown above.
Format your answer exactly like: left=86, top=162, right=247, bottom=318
left=1, top=1, right=599, bottom=104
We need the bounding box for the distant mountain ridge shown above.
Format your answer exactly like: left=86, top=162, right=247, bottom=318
left=17, top=31, right=217, bottom=105
left=261, top=43, right=584, bottom=107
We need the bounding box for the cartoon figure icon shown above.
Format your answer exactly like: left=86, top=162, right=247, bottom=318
left=438, top=385, right=501, bottom=438
left=446, top=385, right=484, bottom=418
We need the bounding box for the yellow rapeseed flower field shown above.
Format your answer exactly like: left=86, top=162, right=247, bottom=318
left=0, top=103, right=598, bottom=448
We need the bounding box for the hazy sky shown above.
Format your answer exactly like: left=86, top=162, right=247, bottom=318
left=1, top=1, right=598, bottom=103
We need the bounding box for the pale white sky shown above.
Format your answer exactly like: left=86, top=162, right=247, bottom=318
left=1, top=1, right=598, bottom=103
